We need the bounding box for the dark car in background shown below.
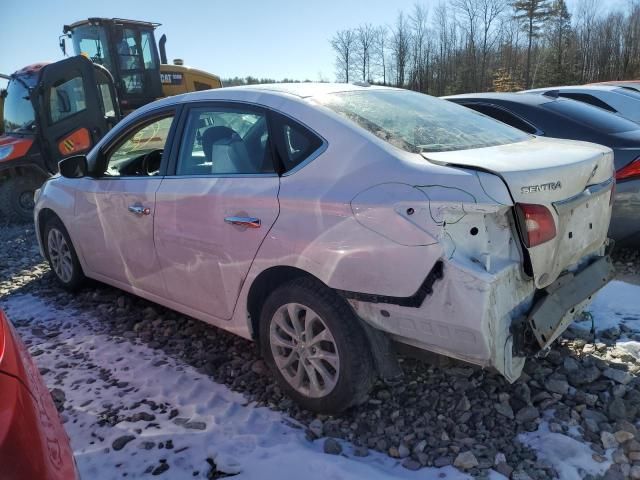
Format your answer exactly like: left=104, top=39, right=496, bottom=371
left=0, top=309, right=78, bottom=480
left=444, top=92, right=640, bottom=246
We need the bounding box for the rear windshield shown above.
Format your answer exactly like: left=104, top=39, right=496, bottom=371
left=313, top=89, right=529, bottom=153
left=544, top=98, right=639, bottom=134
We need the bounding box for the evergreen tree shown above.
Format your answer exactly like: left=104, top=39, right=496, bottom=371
left=547, top=0, right=573, bottom=84
left=512, top=0, right=552, bottom=88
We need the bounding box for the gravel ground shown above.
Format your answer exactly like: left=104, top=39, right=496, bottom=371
left=1, top=223, right=640, bottom=479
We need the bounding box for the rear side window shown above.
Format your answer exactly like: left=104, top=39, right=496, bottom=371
left=176, top=107, right=274, bottom=175
left=314, top=90, right=528, bottom=153
left=558, top=92, right=616, bottom=112
left=544, top=98, right=638, bottom=134
left=462, top=103, right=537, bottom=134
left=49, top=76, right=86, bottom=123
left=272, top=114, right=324, bottom=172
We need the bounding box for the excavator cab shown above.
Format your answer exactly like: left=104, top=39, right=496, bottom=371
left=62, top=18, right=163, bottom=112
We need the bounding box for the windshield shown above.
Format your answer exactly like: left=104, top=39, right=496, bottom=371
left=3, top=79, right=35, bottom=134
left=313, top=89, right=529, bottom=153
left=544, top=98, right=639, bottom=134
left=71, top=25, right=113, bottom=72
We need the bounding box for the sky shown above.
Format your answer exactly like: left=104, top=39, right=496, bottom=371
left=0, top=0, right=632, bottom=82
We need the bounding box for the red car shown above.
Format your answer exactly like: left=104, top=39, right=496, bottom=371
left=0, top=309, right=78, bottom=479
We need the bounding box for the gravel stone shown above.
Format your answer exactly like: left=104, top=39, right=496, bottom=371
left=602, top=431, right=619, bottom=449
left=112, top=435, right=136, bottom=451
left=453, top=451, right=478, bottom=470
left=603, top=368, right=633, bottom=385
left=323, top=438, right=342, bottom=455
left=515, top=406, right=540, bottom=424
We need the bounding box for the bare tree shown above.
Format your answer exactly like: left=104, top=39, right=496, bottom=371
left=478, top=0, right=506, bottom=89
left=328, top=0, right=640, bottom=91
left=354, top=24, right=376, bottom=82
left=391, top=12, right=411, bottom=87
left=330, top=29, right=356, bottom=82
left=373, top=26, right=389, bottom=85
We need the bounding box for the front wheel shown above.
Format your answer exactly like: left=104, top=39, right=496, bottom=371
left=43, top=217, right=85, bottom=291
left=259, top=278, right=374, bottom=413
left=0, top=175, right=44, bottom=223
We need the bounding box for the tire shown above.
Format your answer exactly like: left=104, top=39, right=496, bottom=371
left=43, top=216, right=85, bottom=291
left=0, top=175, right=44, bottom=223
left=259, top=277, right=374, bottom=413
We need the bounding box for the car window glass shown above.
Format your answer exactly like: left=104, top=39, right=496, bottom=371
left=176, top=107, right=273, bottom=175
left=276, top=116, right=324, bottom=171
left=463, top=104, right=537, bottom=134
left=544, top=99, right=638, bottom=134
left=105, top=116, right=174, bottom=177
left=558, top=92, right=616, bottom=112
left=49, top=76, right=86, bottom=124
left=314, top=90, right=528, bottom=153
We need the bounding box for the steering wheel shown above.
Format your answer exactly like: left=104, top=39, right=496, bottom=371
left=140, top=149, right=163, bottom=176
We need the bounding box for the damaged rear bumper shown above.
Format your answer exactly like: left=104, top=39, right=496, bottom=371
left=512, top=254, right=615, bottom=356
left=349, top=253, right=614, bottom=384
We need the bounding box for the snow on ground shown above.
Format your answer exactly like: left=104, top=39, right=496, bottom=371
left=518, top=422, right=611, bottom=480
left=576, top=280, right=640, bottom=335
left=2, top=294, right=475, bottom=480
left=3, top=278, right=640, bottom=479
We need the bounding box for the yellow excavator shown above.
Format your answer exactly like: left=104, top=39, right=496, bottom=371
left=0, top=17, right=222, bottom=221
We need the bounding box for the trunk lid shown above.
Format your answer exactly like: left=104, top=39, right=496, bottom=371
left=423, top=136, right=614, bottom=289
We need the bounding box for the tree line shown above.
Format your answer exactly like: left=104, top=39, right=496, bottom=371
left=330, top=0, right=640, bottom=95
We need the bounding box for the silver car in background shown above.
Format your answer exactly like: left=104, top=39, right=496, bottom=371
left=34, top=84, right=615, bottom=412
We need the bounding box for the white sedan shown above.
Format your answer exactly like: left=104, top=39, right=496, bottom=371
left=35, top=83, right=615, bottom=413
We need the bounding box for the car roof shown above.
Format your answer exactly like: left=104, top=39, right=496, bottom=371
left=130, top=82, right=402, bottom=118
left=219, top=82, right=398, bottom=98
left=524, top=85, right=623, bottom=93
left=443, top=92, right=554, bottom=106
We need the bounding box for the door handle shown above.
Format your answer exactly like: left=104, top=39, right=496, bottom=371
left=128, top=205, right=151, bottom=216
left=224, top=216, right=261, bottom=228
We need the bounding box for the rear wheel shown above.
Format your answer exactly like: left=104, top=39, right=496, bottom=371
left=43, top=217, right=85, bottom=291
left=0, top=175, right=43, bottom=223
left=259, top=278, right=374, bottom=413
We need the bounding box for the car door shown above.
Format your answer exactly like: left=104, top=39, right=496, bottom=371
left=37, top=55, right=120, bottom=173
left=72, top=109, right=177, bottom=297
left=154, top=103, right=280, bottom=321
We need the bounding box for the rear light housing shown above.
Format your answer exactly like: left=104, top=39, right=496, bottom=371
left=616, top=158, right=640, bottom=182
left=515, top=203, right=557, bottom=248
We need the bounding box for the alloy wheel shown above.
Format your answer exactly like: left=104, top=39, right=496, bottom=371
left=269, top=303, right=340, bottom=398
left=47, top=228, right=73, bottom=283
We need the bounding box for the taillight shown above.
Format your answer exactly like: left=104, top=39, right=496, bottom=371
left=515, top=204, right=557, bottom=248
left=616, top=158, right=640, bottom=181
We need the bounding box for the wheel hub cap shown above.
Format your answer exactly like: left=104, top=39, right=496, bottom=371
left=269, top=303, right=340, bottom=398
left=47, top=228, right=73, bottom=283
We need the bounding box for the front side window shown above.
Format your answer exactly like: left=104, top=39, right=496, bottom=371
left=94, top=69, right=116, bottom=119
left=313, top=89, right=529, bottom=153
left=71, top=25, right=113, bottom=72
left=105, top=115, right=173, bottom=176
left=2, top=79, right=35, bottom=133
left=176, top=107, right=273, bottom=175
left=49, top=76, right=86, bottom=124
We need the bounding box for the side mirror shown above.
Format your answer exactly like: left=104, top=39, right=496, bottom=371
left=59, top=155, right=88, bottom=178
left=59, top=36, right=67, bottom=56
